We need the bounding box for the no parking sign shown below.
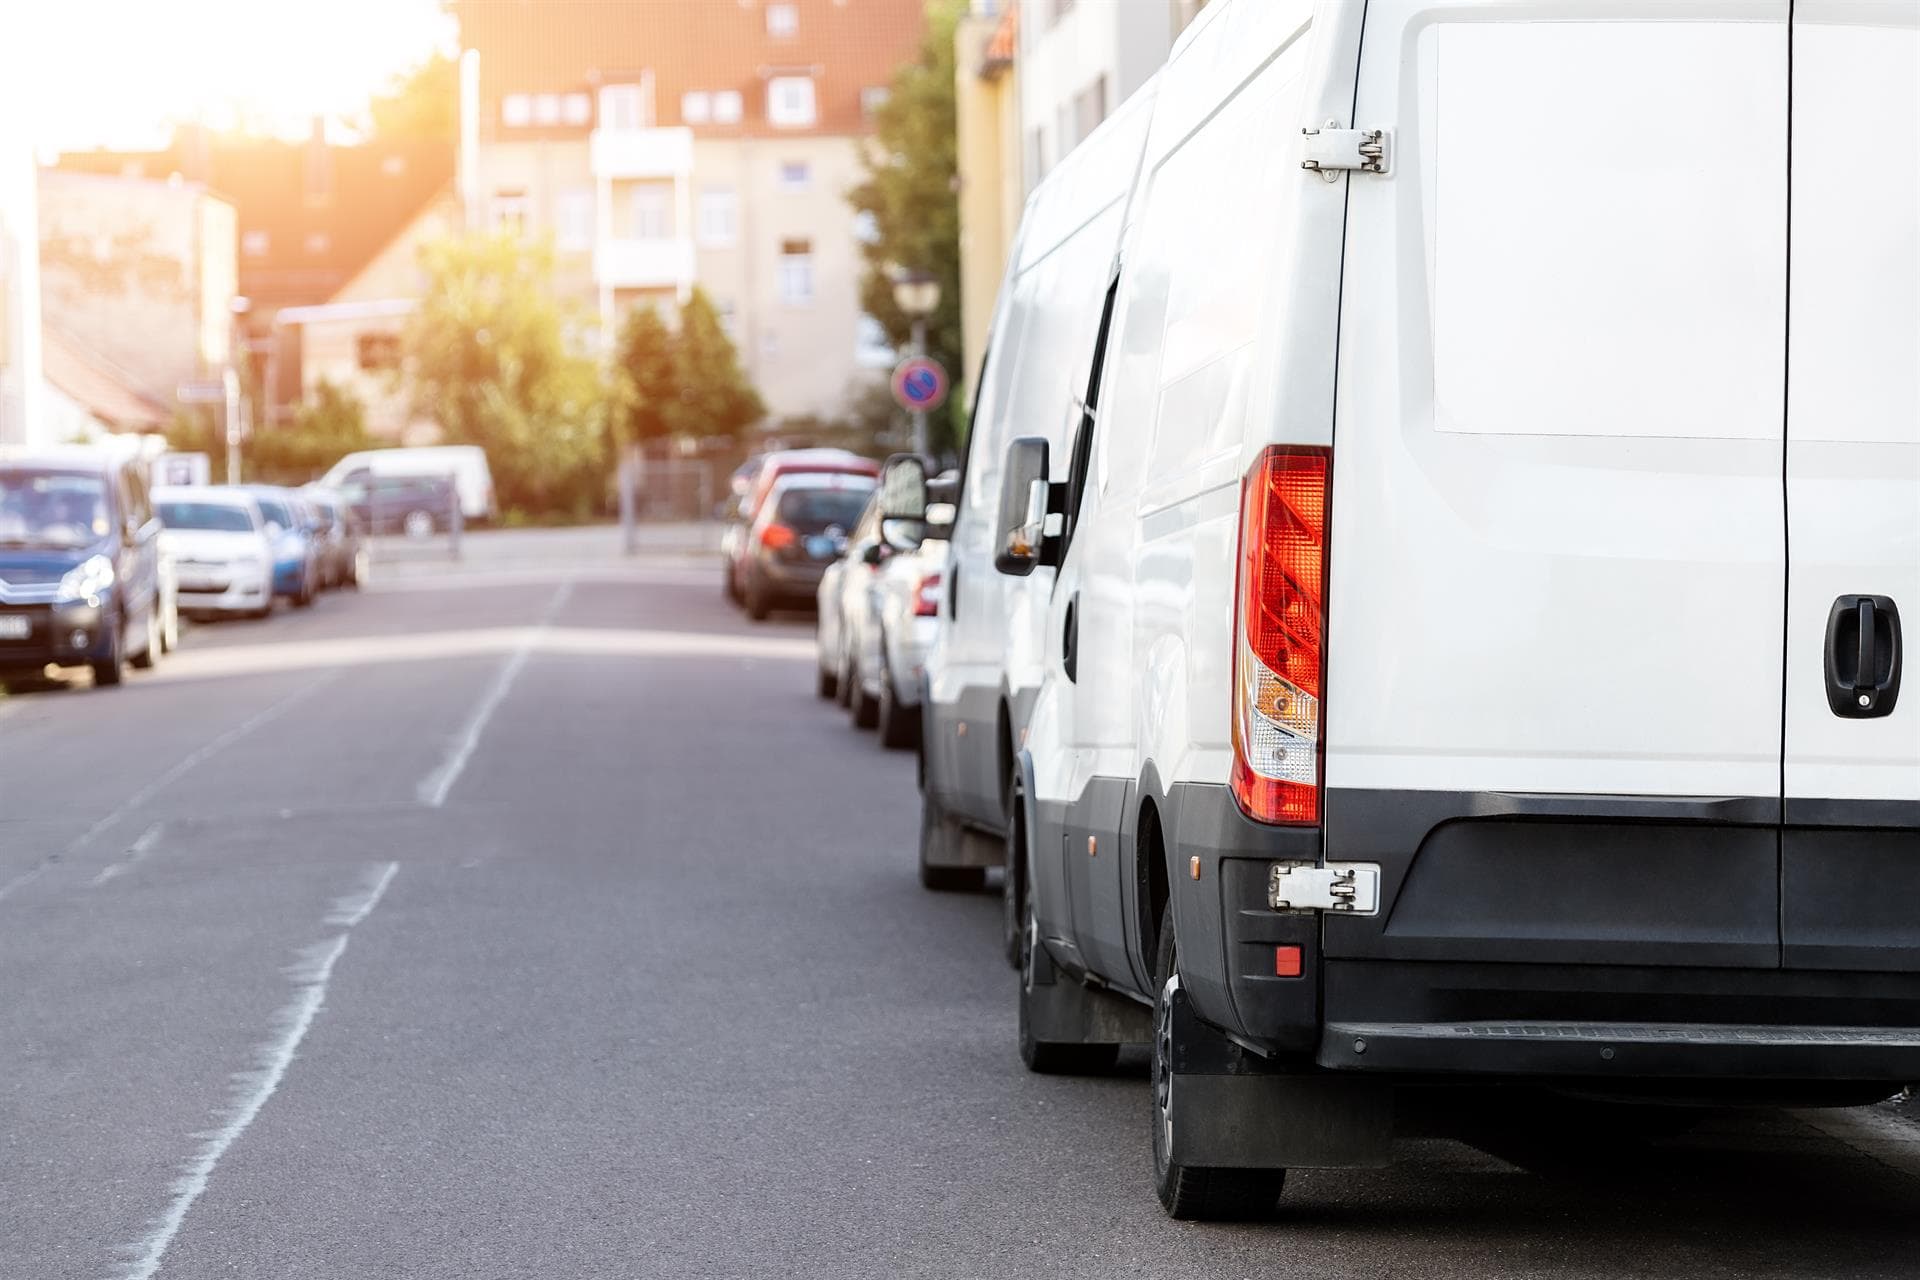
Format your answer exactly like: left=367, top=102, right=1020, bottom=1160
left=891, top=356, right=949, bottom=415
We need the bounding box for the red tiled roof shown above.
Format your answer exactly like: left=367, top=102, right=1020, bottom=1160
left=983, top=3, right=1018, bottom=74
left=452, top=0, right=926, bottom=139
left=56, top=136, right=454, bottom=311
left=42, top=326, right=170, bottom=432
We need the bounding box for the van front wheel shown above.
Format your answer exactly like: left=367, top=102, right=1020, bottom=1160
left=1151, top=903, right=1287, bottom=1220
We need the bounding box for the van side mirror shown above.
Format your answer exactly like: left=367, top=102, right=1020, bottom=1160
left=879, top=452, right=935, bottom=548
left=993, top=437, right=1056, bottom=576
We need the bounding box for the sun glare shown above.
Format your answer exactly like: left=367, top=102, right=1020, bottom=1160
left=10, top=0, right=454, bottom=153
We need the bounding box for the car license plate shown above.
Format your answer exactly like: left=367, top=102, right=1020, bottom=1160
left=0, top=615, right=30, bottom=640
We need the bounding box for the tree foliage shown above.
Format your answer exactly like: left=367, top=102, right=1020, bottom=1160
left=165, top=380, right=374, bottom=486
left=612, top=288, right=765, bottom=446
left=847, top=0, right=965, bottom=449
left=403, top=233, right=608, bottom=517
left=366, top=54, right=458, bottom=143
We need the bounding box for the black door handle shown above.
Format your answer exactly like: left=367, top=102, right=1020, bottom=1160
left=1063, top=594, right=1079, bottom=684
left=1825, top=595, right=1901, bottom=719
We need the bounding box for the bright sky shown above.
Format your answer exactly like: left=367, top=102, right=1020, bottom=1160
left=8, top=0, right=456, bottom=155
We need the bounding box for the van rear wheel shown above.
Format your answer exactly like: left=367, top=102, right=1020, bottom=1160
left=1151, top=903, right=1286, bottom=1220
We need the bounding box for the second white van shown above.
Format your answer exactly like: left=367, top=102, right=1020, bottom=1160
left=320, top=446, right=496, bottom=523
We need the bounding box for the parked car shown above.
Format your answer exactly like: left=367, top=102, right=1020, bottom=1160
left=740, top=472, right=874, bottom=621
left=301, top=486, right=366, bottom=589
left=347, top=474, right=458, bottom=538
left=0, top=446, right=167, bottom=686
left=153, top=486, right=275, bottom=619
left=319, top=446, right=496, bottom=523
left=725, top=449, right=878, bottom=604
left=909, top=79, right=1158, bottom=913
left=237, top=486, right=320, bottom=608
left=918, top=0, right=1920, bottom=1224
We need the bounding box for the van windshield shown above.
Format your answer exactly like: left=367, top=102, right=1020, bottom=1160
left=0, top=469, right=112, bottom=550
left=157, top=501, right=255, bottom=533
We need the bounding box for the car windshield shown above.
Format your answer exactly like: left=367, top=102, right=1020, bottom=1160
left=157, top=501, right=254, bottom=533
left=0, top=469, right=112, bottom=550
left=253, top=496, right=294, bottom=528
left=776, top=486, right=873, bottom=532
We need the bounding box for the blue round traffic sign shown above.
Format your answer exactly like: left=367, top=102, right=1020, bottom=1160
left=892, top=357, right=949, bottom=413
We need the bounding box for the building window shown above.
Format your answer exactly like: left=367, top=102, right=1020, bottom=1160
left=1051, top=0, right=1077, bottom=23
left=534, top=93, right=562, bottom=125
left=1073, top=76, right=1109, bottom=147
left=778, top=237, right=814, bottom=306
left=563, top=92, right=592, bottom=126
left=557, top=188, right=594, bottom=252
left=681, top=91, right=712, bottom=125
left=357, top=332, right=402, bottom=372
left=852, top=210, right=879, bottom=245
left=860, top=86, right=890, bottom=119
left=1026, top=126, right=1048, bottom=185
left=495, top=189, right=530, bottom=233
left=766, top=3, right=799, bottom=37
left=502, top=93, right=532, bottom=127
left=697, top=189, right=737, bottom=247
left=716, top=300, right=739, bottom=342
left=777, top=161, right=812, bottom=193
left=241, top=230, right=269, bottom=258
left=600, top=83, right=645, bottom=131
left=767, top=76, right=817, bottom=128
left=630, top=186, right=671, bottom=240
left=713, top=90, right=744, bottom=125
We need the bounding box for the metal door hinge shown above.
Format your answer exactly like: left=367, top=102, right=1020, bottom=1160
left=1301, top=124, right=1391, bottom=179
left=1268, top=862, right=1382, bottom=915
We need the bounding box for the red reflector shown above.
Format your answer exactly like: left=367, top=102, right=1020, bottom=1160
left=760, top=523, right=796, bottom=550
left=1274, top=945, right=1303, bottom=978
left=914, top=572, right=942, bottom=617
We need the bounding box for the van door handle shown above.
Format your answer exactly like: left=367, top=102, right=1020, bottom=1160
left=1825, top=595, right=1902, bottom=718
left=1063, top=594, right=1079, bottom=683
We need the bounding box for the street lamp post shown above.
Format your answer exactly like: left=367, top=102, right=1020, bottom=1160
left=891, top=271, right=941, bottom=458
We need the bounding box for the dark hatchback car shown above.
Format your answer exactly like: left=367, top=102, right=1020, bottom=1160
left=0, top=449, right=165, bottom=687
left=346, top=474, right=458, bottom=537
left=739, top=473, right=876, bottom=620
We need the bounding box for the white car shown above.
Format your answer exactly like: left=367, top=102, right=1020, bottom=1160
left=152, top=487, right=275, bottom=619
left=850, top=536, right=949, bottom=750
left=951, top=0, right=1920, bottom=1224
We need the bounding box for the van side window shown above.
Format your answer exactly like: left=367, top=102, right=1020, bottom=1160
left=1063, top=278, right=1122, bottom=550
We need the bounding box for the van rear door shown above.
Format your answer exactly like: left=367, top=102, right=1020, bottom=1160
left=1780, top=2, right=1920, bottom=969
left=1322, top=2, right=1791, bottom=967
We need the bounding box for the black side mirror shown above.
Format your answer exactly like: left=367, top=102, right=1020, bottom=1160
left=993, top=437, right=1055, bottom=576
left=859, top=541, right=889, bottom=567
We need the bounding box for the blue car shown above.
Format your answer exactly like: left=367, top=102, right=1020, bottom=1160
left=236, top=486, right=320, bottom=608
left=0, top=447, right=167, bottom=687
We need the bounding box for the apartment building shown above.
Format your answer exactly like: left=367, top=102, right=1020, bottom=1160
left=1016, top=0, right=1185, bottom=190
left=0, top=132, right=44, bottom=446
left=453, top=0, right=925, bottom=425
left=954, top=2, right=1021, bottom=411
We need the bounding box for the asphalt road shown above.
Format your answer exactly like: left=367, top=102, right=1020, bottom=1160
left=3, top=527, right=1918, bottom=1279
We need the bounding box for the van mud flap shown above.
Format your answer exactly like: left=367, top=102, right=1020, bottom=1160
left=1167, top=980, right=1393, bottom=1169
left=1026, top=936, right=1152, bottom=1046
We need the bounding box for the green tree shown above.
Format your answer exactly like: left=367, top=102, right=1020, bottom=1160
left=847, top=0, right=965, bottom=450
left=611, top=304, right=677, bottom=448
left=403, top=232, right=607, bottom=517
left=366, top=54, right=458, bottom=143
left=248, top=380, right=376, bottom=484
left=668, top=289, right=764, bottom=441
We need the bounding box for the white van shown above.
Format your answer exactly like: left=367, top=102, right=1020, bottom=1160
left=914, top=0, right=1918, bottom=1223
left=911, top=76, right=1159, bottom=928
left=320, top=446, right=496, bottom=522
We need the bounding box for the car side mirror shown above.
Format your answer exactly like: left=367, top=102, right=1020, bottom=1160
left=878, top=452, right=932, bottom=549
left=860, top=541, right=889, bottom=567
left=993, top=437, right=1056, bottom=576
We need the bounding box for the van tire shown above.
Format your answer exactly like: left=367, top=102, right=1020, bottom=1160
left=91, top=618, right=124, bottom=688
left=745, top=580, right=771, bottom=621
left=835, top=647, right=855, bottom=708
left=1151, top=903, right=1287, bottom=1220
left=918, top=795, right=986, bottom=892
left=850, top=661, right=880, bottom=729
left=816, top=662, right=837, bottom=700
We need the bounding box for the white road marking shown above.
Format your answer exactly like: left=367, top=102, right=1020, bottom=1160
left=115, top=864, right=399, bottom=1280
left=325, top=860, right=398, bottom=927
left=415, top=579, right=573, bottom=808
left=0, top=674, right=335, bottom=904
left=89, top=822, right=165, bottom=887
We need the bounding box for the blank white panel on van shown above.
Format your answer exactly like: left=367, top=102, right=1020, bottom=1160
left=1427, top=21, right=1786, bottom=441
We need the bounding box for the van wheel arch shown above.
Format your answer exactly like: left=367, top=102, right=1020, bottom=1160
left=1137, top=795, right=1171, bottom=982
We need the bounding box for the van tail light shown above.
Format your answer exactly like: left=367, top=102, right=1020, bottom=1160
left=1231, top=446, right=1330, bottom=826
left=914, top=572, right=943, bottom=617
left=760, top=523, right=796, bottom=550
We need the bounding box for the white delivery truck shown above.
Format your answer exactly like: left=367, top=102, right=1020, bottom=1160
left=881, top=0, right=1920, bottom=1223
left=320, top=446, right=497, bottom=523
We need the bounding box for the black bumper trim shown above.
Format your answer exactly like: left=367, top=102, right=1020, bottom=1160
left=1319, top=1020, right=1920, bottom=1081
